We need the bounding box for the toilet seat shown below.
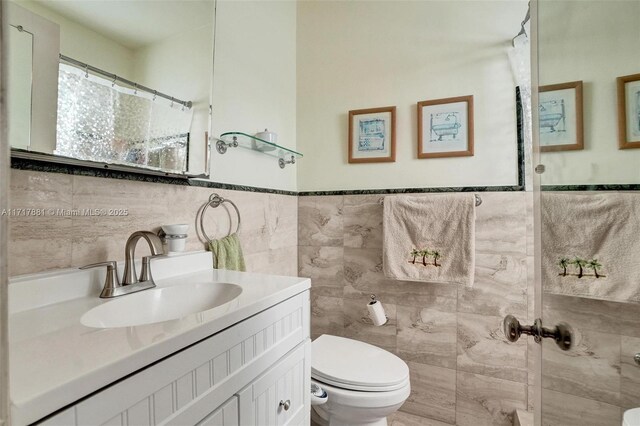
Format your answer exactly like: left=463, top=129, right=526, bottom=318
left=311, top=335, right=410, bottom=392
left=311, top=377, right=411, bottom=409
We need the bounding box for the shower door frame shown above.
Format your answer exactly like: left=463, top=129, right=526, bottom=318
left=529, top=1, right=543, bottom=425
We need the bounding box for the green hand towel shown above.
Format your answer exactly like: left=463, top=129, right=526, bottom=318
left=209, top=233, right=246, bottom=272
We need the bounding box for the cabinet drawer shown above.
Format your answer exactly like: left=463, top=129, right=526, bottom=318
left=238, top=341, right=311, bottom=426
left=38, top=292, right=309, bottom=426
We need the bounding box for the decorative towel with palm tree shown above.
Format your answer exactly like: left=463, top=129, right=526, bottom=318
left=382, top=194, right=476, bottom=286
left=542, top=192, right=640, bottom=302
left=409, top=248, right=442, bottom=267
left=558, top=257, right=605, bottom=279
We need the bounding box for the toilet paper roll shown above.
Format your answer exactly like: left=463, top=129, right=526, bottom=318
left=367, top=300, right=387, bottom=326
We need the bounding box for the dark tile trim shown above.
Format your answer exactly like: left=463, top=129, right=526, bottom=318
left=10, top=156, right=299, bottom=196
left=516, top=86, right=526, bottom=188
left=542, top=185, right=640, bottom=191
left=298, top=185, right=524, bottom=196
left=188, top=179, right=299, bottom=196
left=11, top=156, right=525, bottom=198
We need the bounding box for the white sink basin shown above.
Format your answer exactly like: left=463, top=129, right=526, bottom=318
left=81, top=282, right=242, bottom=328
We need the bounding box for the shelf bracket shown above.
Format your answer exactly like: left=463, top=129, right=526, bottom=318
left=215, top=136, right=238, bottom=154
left=279, top=155, right=296, bottom=169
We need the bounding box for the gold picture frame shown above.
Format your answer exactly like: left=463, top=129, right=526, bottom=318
left=617, top=73, right=640, bottom=149
left=417, top=95, right=474, bottom=159
left=348, top=106, right=396, bottom=164
left=539, top=81, right=584, bottom=152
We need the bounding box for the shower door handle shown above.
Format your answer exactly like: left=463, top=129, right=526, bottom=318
left=503, top=315, right=573, bottom=351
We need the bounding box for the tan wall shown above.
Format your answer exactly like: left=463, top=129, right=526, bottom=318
left=296, top=1, right=528, bottom=191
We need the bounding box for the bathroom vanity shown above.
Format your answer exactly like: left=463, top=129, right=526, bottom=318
left=8, top=252, right=311, bottom=425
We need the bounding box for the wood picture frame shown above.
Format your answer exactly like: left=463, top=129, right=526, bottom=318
left=348, top=106, right=396, bottom=163
left=617, top=73, right=640, bottom=149
left=539, top=81, right=584, bottom=152
left=417, top=95, right=474, bottom=159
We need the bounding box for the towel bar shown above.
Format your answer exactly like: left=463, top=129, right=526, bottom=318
left=378, top=194, right=482, bottom=207
left=195, top=193, right=241, bottom=245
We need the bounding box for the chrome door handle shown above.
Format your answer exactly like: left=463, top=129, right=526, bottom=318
left=503, top=315, right=573, bottom=351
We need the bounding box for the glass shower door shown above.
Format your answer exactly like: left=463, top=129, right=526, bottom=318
left=535, top=1, right=640, bottom=425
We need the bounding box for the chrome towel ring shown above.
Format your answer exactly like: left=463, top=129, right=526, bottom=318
left=196, top=193, right=241, bottom=245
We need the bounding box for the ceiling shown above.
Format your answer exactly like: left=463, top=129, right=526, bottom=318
left=33, top=0, right=214, bottom=49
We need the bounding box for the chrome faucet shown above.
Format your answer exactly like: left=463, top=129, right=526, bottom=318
left=80, top=230, right=164, bottom=298
left=123, top=231, right=163, bottom=285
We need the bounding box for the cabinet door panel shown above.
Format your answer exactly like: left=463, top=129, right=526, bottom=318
left=197, top=396, right=238, bottom=426
left=238, top=340, right=310, bottom=426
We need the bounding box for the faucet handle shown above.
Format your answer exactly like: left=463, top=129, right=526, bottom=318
left=80, top=261, right=117, bottom=269
left=140, top=254, right=166, bottom=283
left=80, top=261, right=122, bottom=298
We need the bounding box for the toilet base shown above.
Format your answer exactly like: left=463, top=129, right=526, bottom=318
left=311, top=404, right=389, bottom=426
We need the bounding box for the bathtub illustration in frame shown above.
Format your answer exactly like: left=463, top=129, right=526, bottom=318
left=539, top=81, right=583, bottom=152
left=418, top=95, right=474, bottom=158
left=348, top=106, right=396, bottom=163
left=617, top=73, right=640, bottom=149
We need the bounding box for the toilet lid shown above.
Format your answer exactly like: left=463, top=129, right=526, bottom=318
left=311, top=335, right=409, bottom=391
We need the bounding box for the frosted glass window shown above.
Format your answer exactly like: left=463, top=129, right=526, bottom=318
left=55, top=63, right=193, bottom=172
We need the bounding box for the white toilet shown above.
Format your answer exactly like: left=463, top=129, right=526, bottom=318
left=311, top=335, right=411, bottom=426
left=623, top=408, right=640, bottom=426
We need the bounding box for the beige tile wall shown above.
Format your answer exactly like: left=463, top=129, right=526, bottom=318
left=299, top=192, right=531, bottom=425
left=300, top=191, right=640, bottom=426
left=11, top=170, right=640, bottom=425
left=8, top=169, right=298, bottom=277
left=540, top=293, right=640, bottom=425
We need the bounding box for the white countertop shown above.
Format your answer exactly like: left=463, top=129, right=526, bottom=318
left=9, top=252, right=310, bottom=425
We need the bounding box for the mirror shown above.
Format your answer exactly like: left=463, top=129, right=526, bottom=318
left=538, top=0, right=640, bottom=187
left=5, top=0, right=214, bottom=176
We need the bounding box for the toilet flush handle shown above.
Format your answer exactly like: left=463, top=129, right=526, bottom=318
left=279, top=399, right=291, bottom=411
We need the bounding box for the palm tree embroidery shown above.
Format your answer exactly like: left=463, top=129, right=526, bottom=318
left=410, top=249, right=420, bottom=264
left=432, top=250, right=441, bottom=267
left=572, top=257, right=587, bottom=278
left=558, top=258, right=570, bottom=276
left=586, top=259, right=603, bottom=278
left=421, top=249, right=431, bottom=266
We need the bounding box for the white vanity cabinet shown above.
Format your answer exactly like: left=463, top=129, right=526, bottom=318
left=37, top=292, right=311, bottom=426
left=237, top=341, right=310, bottom=426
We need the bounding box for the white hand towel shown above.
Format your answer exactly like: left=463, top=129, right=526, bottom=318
left=542, top=192, right=640, bottom=302
left=382, top=194, right=476, bottom=286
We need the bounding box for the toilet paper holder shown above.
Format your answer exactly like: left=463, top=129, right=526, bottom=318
left=367, top=294, right=388, bottom=326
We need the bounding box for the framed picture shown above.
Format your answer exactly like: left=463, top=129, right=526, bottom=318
left=417, top=95, right=474, bottom=158
left=348, top=106, right=396, bottom=163
left=617, top=73, right=640, bottom=149
left=539, top=81, right=583, bottom=152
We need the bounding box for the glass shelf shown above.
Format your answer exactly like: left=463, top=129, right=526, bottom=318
left=218, top=132, right=302, bottom=160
